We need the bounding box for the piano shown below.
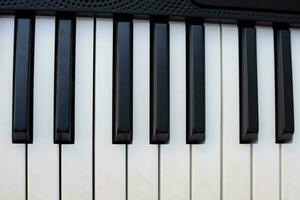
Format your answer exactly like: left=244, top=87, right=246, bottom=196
left=0, top=0, right=299, bottom=199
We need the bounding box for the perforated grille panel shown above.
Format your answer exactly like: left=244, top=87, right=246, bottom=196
left=0, top=0, right=196, bottom=14
left=0, top=0, right=300, bottom=24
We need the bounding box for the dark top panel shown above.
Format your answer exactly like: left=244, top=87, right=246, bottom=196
left=1, top=0, right=300, bottom=23
left=193, top=0, right=300, bottom=13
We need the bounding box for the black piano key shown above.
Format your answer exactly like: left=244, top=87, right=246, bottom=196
left=186, top=23, right=205, bottom=144
left=54, top=17, right=75, bottom=144
left=12, top=16, right=35, bottom=143
left=150, top=20, right=170, bottom=144
left=274, top=28, right=294, bottom=143
left=239, top=26, right=259, bottom=144
left=113, top=19, right=133, bottom=144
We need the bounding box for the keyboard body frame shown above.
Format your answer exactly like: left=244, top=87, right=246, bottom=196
left=0, top=0, right=300, bottom=25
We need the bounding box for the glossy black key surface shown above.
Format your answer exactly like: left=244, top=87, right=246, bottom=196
left=12, top=16, right=35, bottom=143
left=150, top=20, right=170, bottom=144
left=54, top=17, right=75, bottom=144
left=113, top=19, right=133, bottom=144
left=186, top=23, right=205, bottom=144
left=274, top=28, right=294, bottom=143
left=239, top=26, right=259, bottom=144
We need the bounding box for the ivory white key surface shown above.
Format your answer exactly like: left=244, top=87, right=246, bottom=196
left=160, top=21, right=189, bottom=200
left=221, top=24, right=251, bottom=200
left=281, top=28, right=300, bottom=200
left=62, top=18, right=94, bottom=200
left=127, top=20, right=158, bottom=200
left=95, top=18, right=126, bottom=200
left=252, top=26, right=280, bottom=200
left=191, top=23, right=221, bottom=200
left=0, top=16, right=25, bottom=200
left=28, top=17, right=59, bottom=200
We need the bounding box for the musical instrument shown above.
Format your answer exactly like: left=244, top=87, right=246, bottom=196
left=0, top=0, right=299, bottom=199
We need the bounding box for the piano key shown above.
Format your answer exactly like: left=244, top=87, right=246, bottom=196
left=160, top=21, right=189, bottom=200
left=274, top=28, right=294, bottom=143
left=239, top=26, right=259, bottom=144
left=0, top=16, right=26, bottom=200
left=113, top=19, right=133, bottom=144
left=191, top=23, right=221, bottom=200
left=186, top=22, right=205, bottom=144
left=54, top=17, right=75, bottom=144
left=252, top=26, right=280, bottom=200
left=150, top=20, right=170, bottom=144
left=221, top=24, right=251, bottom=200
left=127, top=20, right=158, bottom=200
left=281, top=28, right=300, bottom=200
left=12, top=16, right=34, bottom=143
left=27, top=16, right=59, bottom=200
left=61, top=17, right=93, bottom=200
left=95, top=18, right=126, bottom=200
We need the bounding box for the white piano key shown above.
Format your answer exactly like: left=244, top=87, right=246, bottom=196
left=127, top=20, right=158, bottom=200
left=252, top=26, right=280, bottom=200
left=28, top=16, right=59, bottom=200
left=94, top=18, right=126, bottom=200
left=221, top=24, right=251, bottom=200
left=281, top=28, right=300, bottom=200
left=160, top=21, right=189, bottom=200
left=61, top=18, right=94, bottom=200
left=191, top=23, right=221, bottom=200
left=0, top=16, right=25, bottom=200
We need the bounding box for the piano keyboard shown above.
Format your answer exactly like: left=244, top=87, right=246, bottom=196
left=0, top=14, right=300, bottom=200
